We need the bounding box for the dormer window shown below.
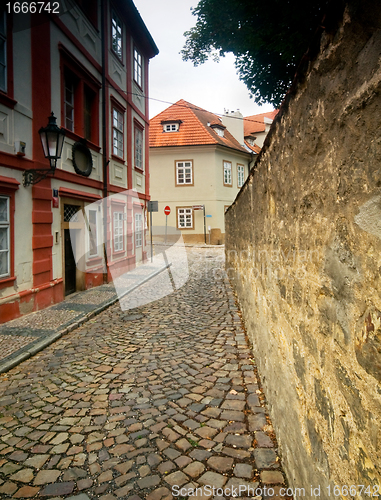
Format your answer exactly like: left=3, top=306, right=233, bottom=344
left=210, top=123, right=226, bottom=137
left=165, top=123, right=178, bottom=132
left=246, top=135, right=256, bottom=145
left=162, top=120, right=182, bottom=133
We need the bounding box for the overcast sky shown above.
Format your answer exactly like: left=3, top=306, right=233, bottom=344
left=133, top=0, right=275, bottom=119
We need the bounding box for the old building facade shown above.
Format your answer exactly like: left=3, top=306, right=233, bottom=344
left=0, top=1, right=158, bottom=323
left=149, top=100, right=256, bottom=244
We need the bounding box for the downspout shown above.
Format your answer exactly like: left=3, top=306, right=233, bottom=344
left=101, top=0, right=109, bottom=283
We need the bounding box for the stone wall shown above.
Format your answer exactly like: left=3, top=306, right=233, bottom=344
left=225, top=1, right=381, bottom=496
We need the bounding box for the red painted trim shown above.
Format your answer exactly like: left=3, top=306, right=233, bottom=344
left=0, top=187, right=15, bottom=287
left=107, top=75, right=148, bottom=125
left=0, top=176, right=20, bottom=190
left=111, top=198, right=126, bottom=205
left=7, top=13, right=14, bottom=98
left=32, top=19, right=53, bottom=289
left=0, top=276, right=16, bottom=290
left=110, top=101, right=125, bottom=161
left=0, top=152, right=34, bottom=170
left=111, top=95, right=126, bottom=112
left=0, top=92, right=17, bottom=108
left=60, top=45, right=101, bottom=146
left=64, top=130, right=101, bottom=152
left=59, top=187, right=102, bottom=202
left=54, top=169, right=103, bottom=190
left=111, top=154, right=126, bottom=164
left=0, top=279, right=64, bottom=324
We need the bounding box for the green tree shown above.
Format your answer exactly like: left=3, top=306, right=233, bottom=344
left=182, top=0, right=333, bottom=106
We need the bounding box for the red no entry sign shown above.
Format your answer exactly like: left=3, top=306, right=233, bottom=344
left=164, top=206, right=171, bottom=215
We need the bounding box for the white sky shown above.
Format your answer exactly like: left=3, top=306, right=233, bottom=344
left=133, top=0, right=275, bottom=119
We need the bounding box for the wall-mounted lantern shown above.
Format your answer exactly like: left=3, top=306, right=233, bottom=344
left=23, top=112, right=66, bottom=186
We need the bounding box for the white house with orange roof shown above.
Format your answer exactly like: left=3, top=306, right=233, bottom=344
left=149, top=100, right=256, bottom=244
left=244, top=110, right=278, bottom=149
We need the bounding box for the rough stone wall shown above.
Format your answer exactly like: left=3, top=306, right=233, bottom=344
left=225, top=1, right=381, bottom=496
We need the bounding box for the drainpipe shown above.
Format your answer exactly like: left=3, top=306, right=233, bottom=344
left=101, top=0, right=109, bottom=283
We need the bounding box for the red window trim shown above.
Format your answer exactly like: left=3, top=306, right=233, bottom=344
left=58, top=187, right=102, bottom=202
left=0, top=176, right=19, bottom=288
left=111, top=99, right=125, bottom=160
left=75, top=0, right=98, bottom=29
left=110, top=95, right=126, bottom=113
left=111, top=205, right=126, bottom=255
left=0, top=13, right=16, bottom=108
left=110, top=7, right=124, bottom=64
left=133, top=119, right=144, bottom=171
left=133, top=45, right=143, bottom=90
left=64, top=129, right=101, bottom=153
left=59, top=44, right=101, bottom=145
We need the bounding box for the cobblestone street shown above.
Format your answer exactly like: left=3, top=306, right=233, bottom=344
left=0, top=247, right=289, bottom=500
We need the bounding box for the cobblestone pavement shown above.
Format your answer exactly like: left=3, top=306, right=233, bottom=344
left=0, top=248, right=290, bottom=499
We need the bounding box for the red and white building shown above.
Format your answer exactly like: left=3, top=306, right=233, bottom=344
left=0, top=1, right=158, bottom=323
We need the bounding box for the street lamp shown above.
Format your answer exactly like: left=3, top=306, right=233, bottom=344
left=23, top=112, right=66, bottom=186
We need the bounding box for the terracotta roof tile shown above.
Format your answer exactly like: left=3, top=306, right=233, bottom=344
left=244, top=141, right=261, bottom=154
left=150, top=99, right=248, bottom=153
left=243, top=110, right=278, bottom=137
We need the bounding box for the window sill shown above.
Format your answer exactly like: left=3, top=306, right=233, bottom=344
left=133, top=80, right=143, bottom=92
left=87, top=255, right=102, bottom=265
left=111, top=50, right=124, bottom=66
left=134, top=167, right=145, bottom=174
left=111, top=154, right=126, bottom=164
left=64, top=129, right=101, bottom=152
left=0, top=92, right=17, bottom=109
left=175, top=183, right=194, bottom=187
left=112, top=250, right=125, bottom=257
left=0, top=276, right=16, bottom=289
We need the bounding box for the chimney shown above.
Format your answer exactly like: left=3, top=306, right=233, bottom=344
left=221, top=109, right=244, bottom=145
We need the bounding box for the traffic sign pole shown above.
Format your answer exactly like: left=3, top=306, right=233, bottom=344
left=203, top=205, right=206, bottom=244
left=164, top=206, right=171, bottom=244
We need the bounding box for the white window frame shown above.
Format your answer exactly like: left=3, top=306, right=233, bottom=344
left=177, top=208, right=193, bottom=229
left=88, top=209, right=98, bottom=257
left=164, top=123, right=179, bottom=132
left=176, top=161, right=193, bottom=185
left=64, top=75, right=75, bottom=132
left=223, top=161, right=232, bottom=186
left=113, top=108, right=124, bottom=158
left=0, top=196, right=10, bottom=278
left=134, top=47, right=142, bottom=87
left=113, top=212, right=124, bottom=252
left=237, top=164, right=245, bottom=188
left=134, top=126, right=143, bottom=170
left=135, top=212, right=142, bottom=248
left=0, top=10, right=7, bottom=93
left=112, top=11, right=122, bottom=60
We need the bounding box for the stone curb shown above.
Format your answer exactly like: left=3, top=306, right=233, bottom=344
left=0, top=262, right=171, bottom=374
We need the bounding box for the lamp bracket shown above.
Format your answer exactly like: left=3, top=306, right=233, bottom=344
left=23, top=168, right=55, bottom=187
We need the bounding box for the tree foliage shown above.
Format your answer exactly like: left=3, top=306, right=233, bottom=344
left=182, top=0, right=331, bottom=106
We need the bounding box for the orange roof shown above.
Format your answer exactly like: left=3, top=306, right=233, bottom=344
left=244, top=141, right=261, bottom=154
left=243, top=110, right=278, bottom=137
left=150, top=99, right=248, bottom=153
